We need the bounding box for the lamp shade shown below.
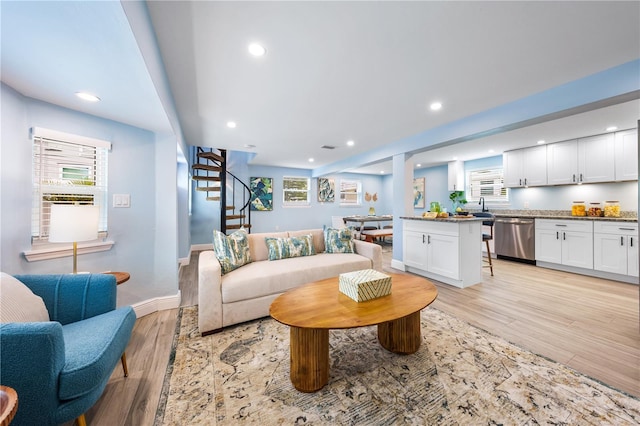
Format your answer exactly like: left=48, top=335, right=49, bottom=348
left=49, top=204, right=99, bottom=243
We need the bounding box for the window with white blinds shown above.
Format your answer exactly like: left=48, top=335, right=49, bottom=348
left=466, top=168, right=508, bottom=203
left=282, top=176, right=310, bottom=206
left=31, top=128, right=110, bottom=243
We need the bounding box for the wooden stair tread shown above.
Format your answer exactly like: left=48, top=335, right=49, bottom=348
left=225, top=206, right=235, bottom=210
left=192, top=176, right=221, bottom=182
left=227, top=224, right=252, bottom=230
left=206, top=196, right=220, bottom=201
left=226, top=214, right=245, bottom=220
left=195, top=186, right=221, bottom=192
left=197, top=152, right=225, bottom=162
left=192, top=164, right=222, bottom=172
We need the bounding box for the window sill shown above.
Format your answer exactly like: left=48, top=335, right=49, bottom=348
left=24, top=240, right=115, bottom=262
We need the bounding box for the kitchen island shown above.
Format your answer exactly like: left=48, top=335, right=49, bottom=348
left=401, top=216, right=485, bottom=288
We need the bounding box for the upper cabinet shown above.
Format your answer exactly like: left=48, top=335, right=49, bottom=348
left=547, top=140, right=578, bottom=185
left=447, top=160, right=464, bottom=191
left=503, top=145, right=547, bottom=188
left=547, top=134, right=615, bottom=185
left=614, top=128, right=638, bottom=181
left=513, top=129, right=634, bottom=188
left=578, top=133, right=615, bottom=183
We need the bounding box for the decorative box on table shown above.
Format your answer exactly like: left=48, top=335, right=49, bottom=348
left=339, top=269, right=392, bottom=302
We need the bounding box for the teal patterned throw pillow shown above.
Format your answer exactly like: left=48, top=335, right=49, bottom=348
left=212, top=229, right=252, bottom=274
left=323, top=226, right=355, bottom=253
left=265, top=235, right=316, bottom=261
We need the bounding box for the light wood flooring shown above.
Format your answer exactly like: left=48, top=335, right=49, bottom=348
left=79, top=248, right=640, bottom=425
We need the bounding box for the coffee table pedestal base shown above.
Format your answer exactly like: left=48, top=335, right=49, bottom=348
left=290, top=327, right=329, bottom=392
left=377, top=311, right=421, bottom=354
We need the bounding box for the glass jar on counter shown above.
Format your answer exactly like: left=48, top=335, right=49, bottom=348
left=587, top=202, right=603, bottom=217
left=604, top=201, right=621, bottom=217
left=571, top=201, right=586, bottom=216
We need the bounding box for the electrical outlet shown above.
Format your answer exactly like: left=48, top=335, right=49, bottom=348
left=523, top=201, right=530, bottom=209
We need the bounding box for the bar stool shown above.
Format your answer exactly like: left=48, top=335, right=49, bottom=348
left=473, top=212, right=494, bottom=276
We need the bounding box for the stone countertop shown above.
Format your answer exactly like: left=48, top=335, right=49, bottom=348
left=489, top=211, right=637, bottom=223
left=400, top=216, right=485, bottom=223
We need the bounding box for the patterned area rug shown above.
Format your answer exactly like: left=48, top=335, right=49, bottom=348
left=155, top=306, right=639, bottom=425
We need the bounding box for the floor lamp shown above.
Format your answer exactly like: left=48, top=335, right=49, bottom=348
left=48, top=204, right=100, bottom=274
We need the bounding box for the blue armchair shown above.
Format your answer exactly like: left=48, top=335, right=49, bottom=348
left=0, top=274, right=136, bottom=426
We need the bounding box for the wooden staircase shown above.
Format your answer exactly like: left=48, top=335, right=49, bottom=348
left=192, top=148, right=251, bottom=233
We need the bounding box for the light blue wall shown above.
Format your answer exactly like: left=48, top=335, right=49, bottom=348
left=0, top=83, right=178, bottom=306
left=414, top=164, right=449, bottom=212
left=189, top=158, right=390, bottom=243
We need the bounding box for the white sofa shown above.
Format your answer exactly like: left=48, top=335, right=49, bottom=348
left=198, top=228, right=383, bottom=335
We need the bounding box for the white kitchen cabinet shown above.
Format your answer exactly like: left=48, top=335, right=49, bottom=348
left=535, top=219, right=593, bottom=269
left=403, top=230, right=428, bottom=270
left=593, top=222, right=638, bottom=277
left=403, top=218, right=482, bottom=288
left=614, top=129, right=638, bottom=181
left=546, top=140, right=579, bottom=185
left=503, top=145, right=547, bottom=188
left=578, top=133, right=615, bottom=183
left=447, top=160, right=464, bottom=191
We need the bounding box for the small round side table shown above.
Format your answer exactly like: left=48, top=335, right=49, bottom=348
left=0, top=386, right=18, bottom=426
left=102, top=271, right=130, bottom=285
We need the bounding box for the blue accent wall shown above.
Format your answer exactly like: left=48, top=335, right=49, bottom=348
left=0, top=83, right=178, bottom=306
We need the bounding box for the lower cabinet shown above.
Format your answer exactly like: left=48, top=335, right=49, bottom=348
left=536, top=219, right=638, bottom=283
left=593, top=222, right=639, bottom=277
left=535, top=219, right=593, bottom=269
left=403, top=219, right=482, bottom=288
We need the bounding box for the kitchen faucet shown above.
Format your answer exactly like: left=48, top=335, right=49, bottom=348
left=479, top=197, right=488, bottom=212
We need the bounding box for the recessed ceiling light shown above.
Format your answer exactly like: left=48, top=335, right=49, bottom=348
left=416, top=163, right=422, bottom=168
left=452, top=156, right=458, bottom=161
left=430, top=102, right=442, bottom=111
left=606, top=126, right=617, bottom=132
left=75, top=92, right=100, bottom=102
left=537, top=140, right=546, bottom=144
left=380, top=171, right=385, bottom=174
left=488, top=149, right=494, bottom=153
left=308, top=158, right=314, bottom=163
left=248, top=43, right=266, bottom=56
left=346, top=140, right=355, bottom=147
left=226, top=121, right=237, bottom=128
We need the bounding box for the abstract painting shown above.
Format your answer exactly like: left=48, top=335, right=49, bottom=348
left=413, top=177, right=425, bottom=208
left=317, top=178, right=335, bottom=202
left=250, top=177, right=273, bottom=211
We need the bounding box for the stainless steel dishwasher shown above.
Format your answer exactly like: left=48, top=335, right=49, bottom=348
left=495, top=217, right=535, bottom=263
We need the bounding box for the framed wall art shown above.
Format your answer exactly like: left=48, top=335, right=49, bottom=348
left=250, top=177, right=273, bottom=211
left=413, top=177, right=425, bottom=208
left=317, top=177, right=335, bottom=202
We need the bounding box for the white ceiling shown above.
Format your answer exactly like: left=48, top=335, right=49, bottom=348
left=2, top=1, right=639, bottom=174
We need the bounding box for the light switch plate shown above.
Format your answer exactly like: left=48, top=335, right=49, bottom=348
left=113, top=194, right=131, bottom=208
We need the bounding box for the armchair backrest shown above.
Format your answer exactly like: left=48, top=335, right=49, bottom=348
left=15, top=274, right=116, bottom=325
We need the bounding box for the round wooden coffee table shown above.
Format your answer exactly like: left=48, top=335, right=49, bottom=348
left=270, top=272, right=438, bottom=392
left=0, top=386, right=17, bottom=426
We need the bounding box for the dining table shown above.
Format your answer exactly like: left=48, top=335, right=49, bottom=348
left=342, top=214, right=393, bottom=227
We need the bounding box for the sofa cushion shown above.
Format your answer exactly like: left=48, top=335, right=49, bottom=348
left=59, top=306, right=136, bottom=400
left=265, top=235, right=315, bottom=261
left=221, top=253, right=372, bottom=304
left=324, top=227, right=355, bottom=253
left=0, top=272, right=50, bottom=323
left=213, top=229, right=252, bottom=274
left=288, top=229, right=325, bottom=253
left=247, top=231, right=288, bottom=261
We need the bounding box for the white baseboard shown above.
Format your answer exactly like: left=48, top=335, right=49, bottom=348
left=178, top=256, right=190, bottom=268
left=390, top=259, right=405, bottom=271
left=192, top=243, right=212, bottom=251
left=132, top=291, right=182, bottom=317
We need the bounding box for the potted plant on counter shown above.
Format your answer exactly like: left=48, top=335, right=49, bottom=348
left=449, top=191, right=468, bottom=215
